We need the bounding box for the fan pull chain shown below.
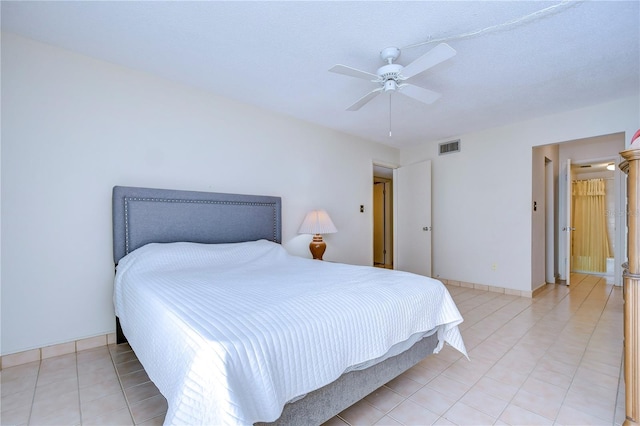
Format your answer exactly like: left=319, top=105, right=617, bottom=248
left=388, top=94, right=392, bottom=138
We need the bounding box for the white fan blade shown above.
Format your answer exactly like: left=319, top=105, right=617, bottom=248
left=402, top=43, right=456, bottom=79
left=346, top=88, right=383, bottom=111
left=330, top=64, right=378, bottom=81
left=398, top=84, right=441, bottom=105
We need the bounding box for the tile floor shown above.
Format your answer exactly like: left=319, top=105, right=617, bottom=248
left=1, top=273, right=626, bottom=425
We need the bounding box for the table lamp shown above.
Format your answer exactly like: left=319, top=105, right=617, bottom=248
left=298, top=210, right=337, bottom=260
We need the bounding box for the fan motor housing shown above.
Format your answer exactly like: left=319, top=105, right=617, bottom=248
left=377, top=63, right=403, bottom=82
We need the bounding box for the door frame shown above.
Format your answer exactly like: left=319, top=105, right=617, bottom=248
left=559, top=155, right=625, bottom=286
left=373, top=162, right=397, bottom=268
left=373, top=177, right=393, bottom=267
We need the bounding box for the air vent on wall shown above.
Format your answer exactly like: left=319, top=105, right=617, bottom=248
left=439, top=139, right=460, bottom=155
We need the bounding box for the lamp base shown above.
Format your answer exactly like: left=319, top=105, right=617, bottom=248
left=309, top=234, right=326, bottom=260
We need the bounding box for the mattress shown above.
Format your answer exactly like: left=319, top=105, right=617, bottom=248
left=114, top=240, right=466, bottom=425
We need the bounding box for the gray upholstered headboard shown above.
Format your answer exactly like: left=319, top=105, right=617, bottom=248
left=112, top=186, right=282, bottom=264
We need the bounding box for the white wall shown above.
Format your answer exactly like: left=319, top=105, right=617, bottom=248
left=400, top=96, right=639, bottom=292
left=0, top=34, right=399, bottom=355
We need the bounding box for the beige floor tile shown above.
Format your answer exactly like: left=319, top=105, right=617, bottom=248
left=363, top=386, right=405, bottom=413
left=38, top=353, right=76, bottom=373
left=498, top=403, right=554, bottom=425
left=384, top=375, right=423, bottom=398
left=443, top=401, right=496, bottom=426
left=129, top=394, right=168, bottom=424
left=123, top=380, right=162, bottom=405
left=563, top=385, right=616, bottom=422
left=79, top=376, right=124, bottom=404
left=408, top=386, right=458, bottom=416
left=459, top=387, right=508, bottom=419
left=36, top=362, right=78, bottom=387
left=0, top=361, right=40, bottom=384
left=82, top=406, right=134, bottom=426
left=401, top=364, right=439, bottom=385
left=34, top=376, right=79, bottom=401
left=439, top=358, right=489, bottom=386
left=519, top=376, right=567, bottom=401
left=511, top=388, right=562, bottom=421
left=77, top=346, right=112, bottom=363
left=29, top=389, right=80, bottom=425
left=425, top=375, right=471, bottom=400
left=416, top=356, right=454, bottom=374
left=119, top=369, right=151, bottom=389
left=555, top=404, right=615, bottom=426
left=112, top=349, right=138, bottom=366
left=31, top=387, right=79, bottom=413
left=338, top=399, right=385, bottom=426
left=0, top=373, right=38, bottom=398
left=323, top=416, right=349, bottom=426
left=387, top=399, right=440, bottom=426
left=81, top=389, right=128, bottom=420
left=535, top=356, right=578, bottom=377
left=78, top=366, right=118, bottom=389
left=432, top=417, right=456, bottom=426
left=0, top=404, right=31, bottom=425
left=484, top=363, right=529, bottom=388
left=136, top=414, right=167, bottom=426
left=372, top=415, right=403, bottom=426
left=0, top=387, right=35, bottom=414
left=466, top=340, right=511, bottom=362
left=468, top=376, right=518, bottom=403
left=116, top=359, right=144, bottom=376
left=77, top=356, right=115, bottom=376
left=529, top=364, right=573, bottom=390
left=572, top=365, right=620, bottom=393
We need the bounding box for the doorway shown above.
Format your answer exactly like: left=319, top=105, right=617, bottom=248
left=570, top=160, right=617, bottom=280
left=553, top=133, right=625, bottom=286
left=373, top=166, right=393, bottom=268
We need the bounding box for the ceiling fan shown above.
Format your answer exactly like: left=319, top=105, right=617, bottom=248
left=329, top=43, right=456, bottom=111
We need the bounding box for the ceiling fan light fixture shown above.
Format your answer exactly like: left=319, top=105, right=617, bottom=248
left=383, top=80, right=398, bottom=92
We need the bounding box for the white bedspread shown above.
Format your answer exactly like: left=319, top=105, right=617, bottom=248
left=114, top=240, right=466, bottom=425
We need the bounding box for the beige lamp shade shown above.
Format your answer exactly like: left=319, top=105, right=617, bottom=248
left=298, top=210, right=337, bottom=260
left=298, top=210, right=337, bottom=235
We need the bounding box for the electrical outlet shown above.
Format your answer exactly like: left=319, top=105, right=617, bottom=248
left=360, top=205, right=364, bottom=213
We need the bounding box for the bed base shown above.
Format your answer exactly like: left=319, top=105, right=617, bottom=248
left=257, top=333, right=438, bottom=425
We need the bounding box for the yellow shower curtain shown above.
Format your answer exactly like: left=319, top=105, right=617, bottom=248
left=572, top=178, right=611, bottom=272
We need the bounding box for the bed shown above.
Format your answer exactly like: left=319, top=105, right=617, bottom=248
left=112, top=185, right=466, bottom=425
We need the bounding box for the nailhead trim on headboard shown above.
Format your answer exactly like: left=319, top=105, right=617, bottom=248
left=123, top=197, right=279, bottom=256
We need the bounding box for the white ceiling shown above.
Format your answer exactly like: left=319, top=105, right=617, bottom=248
left=2, top=1, right=638, bottom=149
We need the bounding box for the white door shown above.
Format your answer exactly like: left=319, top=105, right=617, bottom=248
left=394, top=160, right=432, bottom=276
left=563, top=158, right=573, bottom=286
left=545, top=158, right=556, bottom=284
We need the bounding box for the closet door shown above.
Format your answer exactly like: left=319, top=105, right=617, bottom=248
left=394, top=160, right=432, bottom=276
